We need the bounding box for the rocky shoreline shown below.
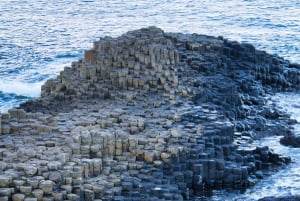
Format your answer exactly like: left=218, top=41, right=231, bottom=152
left=0, top=27, right=299, bottom=201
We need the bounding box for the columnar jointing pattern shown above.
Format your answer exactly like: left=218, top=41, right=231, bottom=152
left=0, top=27, right=299, bottom=201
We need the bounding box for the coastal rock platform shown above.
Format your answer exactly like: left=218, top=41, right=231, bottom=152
left=0, top=27, right=299, bottom=200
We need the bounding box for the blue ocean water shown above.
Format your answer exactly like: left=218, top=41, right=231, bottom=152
left=0, top=0, right=299, bottom=112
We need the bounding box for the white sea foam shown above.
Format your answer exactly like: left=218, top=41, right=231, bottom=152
left=0, top=79, right=42, bottom=97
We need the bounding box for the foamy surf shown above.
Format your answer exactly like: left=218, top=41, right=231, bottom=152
left=0, top=79, right=43, bottom=98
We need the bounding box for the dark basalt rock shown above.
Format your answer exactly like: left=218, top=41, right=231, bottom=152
left=280, top=134, right=300, bottom=147
left=0, top=27, right=299, bottom=200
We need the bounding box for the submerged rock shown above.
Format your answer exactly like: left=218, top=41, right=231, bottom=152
left=0, top=27, right=299, bottom=200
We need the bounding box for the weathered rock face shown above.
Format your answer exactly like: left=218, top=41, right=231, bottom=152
left=0, top=27, right=299, bottom=200
left=41, top=27, right=181, bottom=101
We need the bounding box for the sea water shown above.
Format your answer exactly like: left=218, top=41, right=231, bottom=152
left=0, top=0, right=300, bottom=200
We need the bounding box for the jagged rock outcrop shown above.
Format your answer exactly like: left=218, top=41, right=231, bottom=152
left=0, top=27, right=299, bottom=201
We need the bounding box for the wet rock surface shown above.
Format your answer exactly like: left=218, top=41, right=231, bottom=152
left=280, top=134, right=300, bottom=147
left=0, top=27, right=299, bottom=200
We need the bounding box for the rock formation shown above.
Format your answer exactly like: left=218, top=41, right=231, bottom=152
left=0, top=27, right=299, bottom=200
